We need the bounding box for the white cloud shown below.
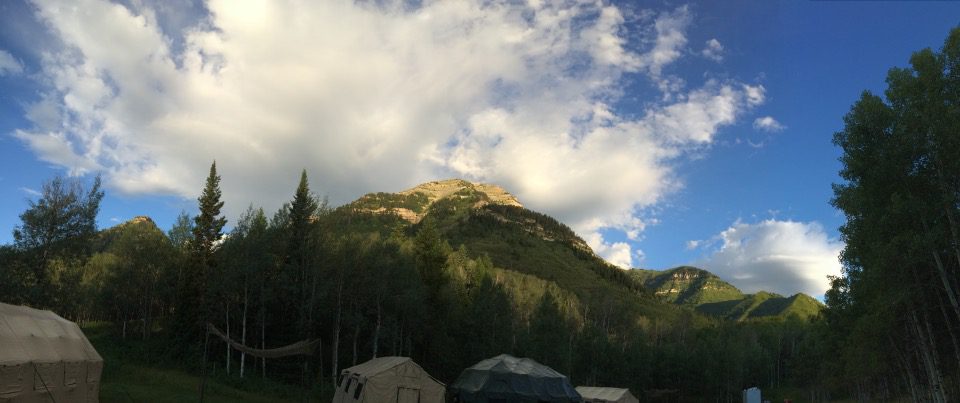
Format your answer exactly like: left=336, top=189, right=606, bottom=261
left=584, top=232, right=633, bottom=269
left=753, top=116, right=785, bottom=132
left=685, top=239, right=701, bottom=250
left=0, top=49, right=23, bottom=76
left=695, top=219, right=844, bottom=298
left=19, top=187, right=41, bottom=197
left=12, top=0, right=766, bottom=268
left=639, top=5, right=690, bottom=77
left=701, top=38, right=723, bottom=62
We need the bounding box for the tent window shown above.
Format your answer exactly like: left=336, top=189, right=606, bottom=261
left=64, top=361, right=81, bottom=386
left=353, top=382, right=364, bottom=399
left=337, top=373, right=345, bottom=388
left=344, top=377, right=353, bottom=392
left=33, top=363, right=56, bottom=391
left=0, top=364, right=24, bottom=397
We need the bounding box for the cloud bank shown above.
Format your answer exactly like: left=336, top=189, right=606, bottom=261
left=11, top=0, right=765, bottom=268
left=695, top=219, right=843, bottom=298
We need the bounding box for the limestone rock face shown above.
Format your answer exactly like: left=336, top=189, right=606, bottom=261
left=399, top=179, right=523, bottom=208
left=354, top=179, right=523, bottom=223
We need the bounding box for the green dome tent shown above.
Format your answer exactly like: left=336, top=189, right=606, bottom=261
left=448, top=354, right=582, bottom=403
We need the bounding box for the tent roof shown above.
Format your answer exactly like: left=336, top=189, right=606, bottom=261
left=342, top=356, right=411, bottom=376
left=470, top=354, right=564, bottom=377
left=450, top=354, right=582, bottom=402
left=0, top=302, right=102, bottom=365
left=576, top=387, right=632, bottom=400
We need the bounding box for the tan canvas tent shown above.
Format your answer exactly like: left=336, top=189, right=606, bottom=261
left=0, top=303, right=103, bottom=403
left=333, top=356, right=445, bottom=403
left=575, top=387, right=639, bottom=403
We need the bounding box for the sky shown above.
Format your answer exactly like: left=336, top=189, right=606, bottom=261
left=0, top=0, right=958, bottom=299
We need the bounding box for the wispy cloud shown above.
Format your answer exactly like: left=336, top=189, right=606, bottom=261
left=0, top=49, right=23, bottom=76
left=753, top=116, right=785, bottom=132
left=11, top=0, right=767, bottom=268
left=19, top=187, right=41, bottom=197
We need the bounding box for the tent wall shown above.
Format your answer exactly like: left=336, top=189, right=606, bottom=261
left=0, top=303, right=103, bottom=403
left=332, top=357, right=444, bottom=403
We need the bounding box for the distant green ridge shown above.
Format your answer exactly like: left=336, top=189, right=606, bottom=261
left=631, top=267, right=823, bottom=321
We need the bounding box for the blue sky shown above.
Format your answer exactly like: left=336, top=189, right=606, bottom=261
left=0, top=0, right=957, bottom=298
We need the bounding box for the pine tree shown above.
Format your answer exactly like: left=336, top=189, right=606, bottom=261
left=193, top=162, right=227, bottom=267
left=175, top=161, right=227, bottom=345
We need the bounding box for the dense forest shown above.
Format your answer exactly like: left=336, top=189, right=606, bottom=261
left=1, top=27, right=959, bottom=403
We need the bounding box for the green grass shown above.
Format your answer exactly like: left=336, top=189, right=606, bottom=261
left=84, top=323, right=327, bottom=402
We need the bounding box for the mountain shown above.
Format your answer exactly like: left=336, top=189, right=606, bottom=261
left=341, top=179, right=822, bottom=323
left=336, top=179, right=685, bottom=322
left=630, top=266, right=823, bottom=320
left=630, top=266, right=744, bottom=306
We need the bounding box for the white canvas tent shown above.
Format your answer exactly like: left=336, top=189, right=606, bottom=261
left=575, top=387, right=639, bottom=403
left=333, top=356, right=445, bottom=403
left=0, top=302, right=103, bottom=403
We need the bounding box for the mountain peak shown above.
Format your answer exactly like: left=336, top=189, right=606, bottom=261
left=351, top=179, right=522, bottom=223
left=399, top=179, right=522, bottom=208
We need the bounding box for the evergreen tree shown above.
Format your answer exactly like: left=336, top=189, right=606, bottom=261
left=175, top=161, right=227, bottom=345
left=283, top=170, right=319, bottom=337
left=192, top=162, right=227, bottom=266
left=413, top=219, right=450, bottom=302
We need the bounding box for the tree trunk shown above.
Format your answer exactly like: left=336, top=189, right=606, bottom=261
left=352, top=322, right=360, bottom=366
left=922, top=304, right=949, bottom=403
left=372, top=296, right=381, bottom=359
left=331, top=271, right=343, bottom=378
left=922, top=217, right=960, bottom=324
left=143, top=283, right=151, bottom=341
left=935, top=162, right=960, bottom=272
left=894, top=338, right=916, bottom=402
left=935, top=287, right=960, bottom=374
left=912, top=307, right=946, bottom=403
left=260, top=282, right=266, bottom=379
left=241, top=283, right=248, bottom=378
left=226, top=305, right=231, bottom=376
left=932, top=248, right=960, bottom=324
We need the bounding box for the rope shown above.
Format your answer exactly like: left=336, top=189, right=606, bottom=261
left=205, top=323, right=319, bottom=358
left=30, top=363, right=58, bottom=403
